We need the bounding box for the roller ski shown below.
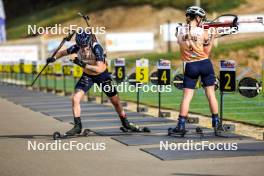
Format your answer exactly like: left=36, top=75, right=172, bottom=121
left=119, top=117, right=150, bottom=133
left=168, top=127, right=187, bottom=137
left=168, top=116, right=187, bottom=137
left=53, top=128, right=91, bottom=140
left=167, top=116, right=204, bottom=138
left=212, top=116, right=231, bottom=138
left=195, top=127, right=204, bottom=138
left=212, top=115, right=224, bottom=137
left=53, top=117, right=90, bottom=140
left=214, top=125, right=234, bottom=138
left=168, top=126, right=204, bottom=138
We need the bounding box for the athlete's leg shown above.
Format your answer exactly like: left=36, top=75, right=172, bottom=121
left=100, top=81, right=132, bottom=129
left=204, top=85, right=218, bottom=114
left=109, top=95, right=125, bottom=118
left=94, top=72, right=125, bottom=117
left=171, top=88, right=195, bottom=131
left=66, top=73, right=93, bottom=135
left=108, top=95, right=134, bottom=129
left=204, top=85, right=220, bottom=129
left=96, top=72, right=138, bottom=130
left=200, top=59, right=220, bottom=129
left=65, top=89, right=85, bottom=135
left=180, top=88, right=195, bottom=116
left=64, top=89, right=85, bottom=135
left=174, top=61, right=198, bottom=131
left=72, top=89, right=85, bottom=118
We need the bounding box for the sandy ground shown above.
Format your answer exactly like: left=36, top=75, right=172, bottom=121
left=0, top=97, right=264, bottom=176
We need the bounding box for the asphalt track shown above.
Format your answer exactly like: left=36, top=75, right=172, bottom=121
left=0, top=84, right=264, bottom=176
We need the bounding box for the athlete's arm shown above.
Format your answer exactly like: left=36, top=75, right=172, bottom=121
left=203, top=29, right=216, bottom=55
left=83, top=61, right=106, bottom=73
left=53, top=50, right=68, bottom=60
left=74, top=43, right=106, bottom=73
left=46, top=48, right=69, bottom=63
left=50, top=44, right=79, bottom=61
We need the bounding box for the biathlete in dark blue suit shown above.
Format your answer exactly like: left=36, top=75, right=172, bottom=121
left=46, top=30, right=144, bottom=135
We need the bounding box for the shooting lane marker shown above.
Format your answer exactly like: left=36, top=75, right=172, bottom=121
left=219, top=60, right=236, bottom=131
left=113, top=58, right=126, bottom=106
left=135, top=58, right=149, bottom=113
left=157, top=59, right=171, bottom=118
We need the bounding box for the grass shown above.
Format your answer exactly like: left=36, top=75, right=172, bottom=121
left=2, top=72, right=263, bottom=127
left=117, top=85, right=264, bottom=126
left=7, top=0, right=245, bottom=39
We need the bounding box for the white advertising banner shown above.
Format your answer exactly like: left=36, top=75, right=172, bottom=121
left=105, top=32, right=154, bottom=52
left=161, top=14, right=264, bottom=42
left=237, top=15, right=264, bottom=33
left=0, top=45, right=38, bottom=62
left=161, top=23, right=182, bottom=42
left=217, top=14, right=264, bottom=33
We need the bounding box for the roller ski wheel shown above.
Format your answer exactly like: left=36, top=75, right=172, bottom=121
left=82, top=129, right=91, bottom=136
left=120, top=125, right=150, bottom=133
left=214, top=125, right=225, bottom=137
left=52, top=129, right=91, bottom=140
left=134, top=126, right=151, bottom=133
left=195, top=127, right=204, bottom=138
left=53, top=131, right=61, bottom=140
left=168, top=127, right=187, bottom=137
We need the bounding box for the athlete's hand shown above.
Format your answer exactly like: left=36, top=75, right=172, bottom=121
left=208, top=28, right=217, bottom=39
left=46, top=57, right=56, bottom=64
left=72, top=57, right=86, bottom=68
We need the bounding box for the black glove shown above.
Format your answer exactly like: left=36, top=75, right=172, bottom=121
left=73, top=57, right=86, bottom=68
left=46, top=57, right=56, bottom=64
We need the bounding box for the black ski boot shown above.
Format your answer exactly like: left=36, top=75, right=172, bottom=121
left=168, top=116, right=187, bottom=137
left=65, top=118, right=82, bottom=136
left=120, top=117, right=150, bottom=132
left=212, top=115, right=224, bottom=136
left=214, top=125, right=225, bottom=136
left=168, top=127, right=187, bottom=137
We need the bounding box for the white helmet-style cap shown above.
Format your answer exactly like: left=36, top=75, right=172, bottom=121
left=186, top=6, right=206, bottom=18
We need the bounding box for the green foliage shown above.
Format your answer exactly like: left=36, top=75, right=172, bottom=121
left=201, top=0, right=245, bottom=12
left=211, top=38, right=264, bottom=58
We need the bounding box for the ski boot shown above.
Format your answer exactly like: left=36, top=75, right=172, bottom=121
left=65, top=124, right=82, bottom=136
left=212, top=115, right=224, bottom=136
left=168, top=127, right=187, bottom=137
left=214, top=125, right=225, bottom=136
left=120, top=117, right=150, bottom=133
left=168, top=116, right=187, bottom=137
left=53, top=117, right=91, bottom=140
left=53, top=125, right=90, bottom=140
